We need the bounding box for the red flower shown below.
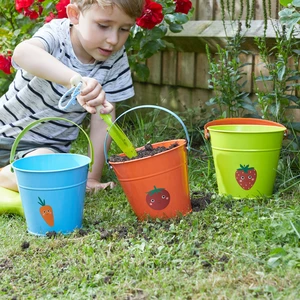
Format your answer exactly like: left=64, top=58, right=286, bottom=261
left=56, top=0, right=69, bottom=19
left=174, top=0, right=192, bottom=14
left=15, top=0, right=34, bottom=12
left=0, top=55, right=12, bottom=75
left=136, top=0, right=163, bottom=30
left=23, top=8, right=39, bottom=19
left=44, top=0, right=69, bottom=23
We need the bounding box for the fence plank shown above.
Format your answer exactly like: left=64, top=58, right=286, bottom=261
left=200, top=0, right=280, bottom=21
left=146, top=52, right=162, bottom=85
left=131, top=1, right=288, bottom=111
left=196, top=0, right=214, bottom=20
left=195, top=53, right=210, bottom=89
left=162, top=51, right=177, bottom=86
left=240, top=53, right=253, bottom=93
left=254, top=54, right=274, bottom=93
left=177, top=52, right=196, bottom=88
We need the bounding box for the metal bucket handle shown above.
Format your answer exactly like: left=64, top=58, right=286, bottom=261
left=10, top=117, right=94, bottom=172
left=204, top=118, right=288, bottom=140
left=104, top=105, right=190, bottom=163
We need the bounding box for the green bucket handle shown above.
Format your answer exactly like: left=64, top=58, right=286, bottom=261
left=204, top=118, right=288, bottom=140
left=104, top=105, right=190, bottom=163
left=10, top=117, right=94, bottom=172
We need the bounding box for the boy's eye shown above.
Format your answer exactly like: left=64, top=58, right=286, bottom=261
left=98, top=24, right=108, bottom=28
left=121, top=28, right=130, bottom=32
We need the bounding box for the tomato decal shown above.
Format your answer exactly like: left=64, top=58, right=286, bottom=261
left=38, top=197, right=54, bottom=226
left=146, top=186, right=170, bottom=210
left=235, top=164, right=257, bottom=190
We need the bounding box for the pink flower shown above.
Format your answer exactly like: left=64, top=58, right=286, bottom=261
left=0, top=55, right=12, bottom=75
left=174, top=0, right=192, bottom=14
left=136, top=0, right=164, bottom=30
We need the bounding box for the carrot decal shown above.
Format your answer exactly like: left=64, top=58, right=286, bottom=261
left=38, top=197, right=54, bottom=227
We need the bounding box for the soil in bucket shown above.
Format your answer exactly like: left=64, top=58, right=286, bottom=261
left=109, top=142, right=179, bottom=162
left=108, top=139, right=192, bottom=220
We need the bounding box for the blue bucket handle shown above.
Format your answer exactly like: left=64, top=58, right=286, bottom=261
left=104, top=105, right=190, bottom=164
left=10, top=117, right=94, bottom=172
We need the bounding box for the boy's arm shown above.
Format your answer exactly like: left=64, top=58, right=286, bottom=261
left=13, top=39, right=114, bottom=115
left=12, top=39, right=78, bottom=88
left=87, top=106, right=116, bottom=191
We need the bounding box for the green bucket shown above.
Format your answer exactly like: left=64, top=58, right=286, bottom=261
left=204, top=118, right=287, bottom=198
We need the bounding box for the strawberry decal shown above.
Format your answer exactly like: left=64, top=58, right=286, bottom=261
left=146, top=186, right=170, bottom=210
left=235, top=164, right=257, bottom=190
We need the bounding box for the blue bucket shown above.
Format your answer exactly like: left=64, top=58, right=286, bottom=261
left=10, top=117, right=94, bottom=236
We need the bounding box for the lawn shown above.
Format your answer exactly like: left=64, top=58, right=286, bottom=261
left=1, top=111, right=300, bottom=299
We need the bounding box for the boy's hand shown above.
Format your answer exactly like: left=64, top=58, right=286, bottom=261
left=86, top=178, right=116, bottom=193
left=75, top=76, right=114, bottom=114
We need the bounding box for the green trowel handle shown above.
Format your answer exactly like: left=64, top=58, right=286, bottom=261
left=97, top=106, right=137, bottom=158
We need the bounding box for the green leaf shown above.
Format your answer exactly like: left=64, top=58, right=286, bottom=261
left=280, top=0, right=293, bottom=6
left=134, top=63, right=150, bottom=81
left=269, top=247, right=288, bottom=256
left=277, top=65, right=286, bottom=81
left=293, top=0, right=300, bottom=7
left=287, top=122, right=300, bottom=132
left=279, top=9, right=300, bottom=28
left=13, top=29, right=21, bottom=37
left=139, top=40, right=166, bottom=59
left=241, top=103, right=258, bottom=113
left=168, top=23, right=184, bottom=33
left=278, top=8, right=293, bottom=19
left=147, top=26, right=167, bottom=40
left=256, top=75, right=273, bottom=81
left=171, top=13, right=189, bottom=24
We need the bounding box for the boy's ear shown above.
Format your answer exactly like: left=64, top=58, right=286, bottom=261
left=66, top=4, right=80, bottom=24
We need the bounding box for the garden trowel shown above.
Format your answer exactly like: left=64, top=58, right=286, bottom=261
left=96, top=106, right=137, bottom=158
left=70, top=75, right=137, bottom=158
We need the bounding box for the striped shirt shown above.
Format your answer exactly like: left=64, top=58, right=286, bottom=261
left=0, top=18, right=134, bottom=153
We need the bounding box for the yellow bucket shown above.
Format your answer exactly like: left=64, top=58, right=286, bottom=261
left=204, top=118, right=287, bottom=198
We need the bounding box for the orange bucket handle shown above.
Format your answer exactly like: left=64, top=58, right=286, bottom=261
left=204, top=118, right=288, bottom=140
left=104, top=105, right=190, bottom=163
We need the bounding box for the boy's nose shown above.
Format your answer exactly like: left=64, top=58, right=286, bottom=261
left=106, top=31, right=119, bottom=46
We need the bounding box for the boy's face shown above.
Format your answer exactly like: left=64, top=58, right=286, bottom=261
left=70, top=3, right=135, bottom=63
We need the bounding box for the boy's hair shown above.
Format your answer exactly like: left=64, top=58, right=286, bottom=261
left=71, top=0, right=145, bottom=19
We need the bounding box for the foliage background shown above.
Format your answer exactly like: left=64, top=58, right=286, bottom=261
left=0, top=0, right=193, bottom=93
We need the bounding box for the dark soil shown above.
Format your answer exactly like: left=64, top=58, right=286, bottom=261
left=109, top=142, right=179, bottom=162
left=190, top=191, right=212, bottom=212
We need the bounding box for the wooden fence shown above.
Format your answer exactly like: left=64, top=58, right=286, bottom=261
left=129, top=0, right=285, bottom=116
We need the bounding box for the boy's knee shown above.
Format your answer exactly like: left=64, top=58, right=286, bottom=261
left=24, top=148, right=56, bottom=157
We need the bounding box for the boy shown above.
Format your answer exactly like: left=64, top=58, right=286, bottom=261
left=0, top=0, right=144, bottom=192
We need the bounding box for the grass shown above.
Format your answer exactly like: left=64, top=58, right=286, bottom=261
left=1, top=110, right=300, bottom=299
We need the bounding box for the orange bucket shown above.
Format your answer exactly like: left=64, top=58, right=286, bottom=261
left=105, top=105, right=191, bottom=220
